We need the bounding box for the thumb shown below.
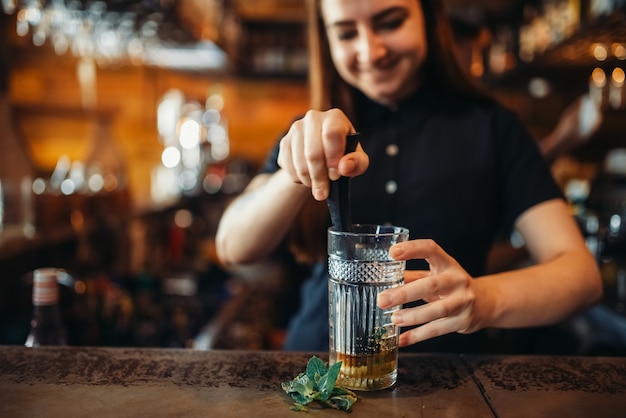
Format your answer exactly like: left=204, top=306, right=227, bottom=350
left=338, top=147, right=369, bottom=177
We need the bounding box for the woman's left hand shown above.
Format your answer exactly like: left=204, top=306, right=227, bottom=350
left=376, top=239, right=486, bottom=347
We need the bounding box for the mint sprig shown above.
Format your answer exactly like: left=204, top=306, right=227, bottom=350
left=281, top=356, right=358, bottom=412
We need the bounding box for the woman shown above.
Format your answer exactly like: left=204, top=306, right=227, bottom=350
left=215, top=0, right=602, bottom=352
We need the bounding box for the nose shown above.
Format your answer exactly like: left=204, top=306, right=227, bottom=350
left=355, top=29, right=387, bottom=66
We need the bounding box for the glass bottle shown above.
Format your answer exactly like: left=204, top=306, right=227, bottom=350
left=84, top=116, right=127, bottom=195
left=25, top=268, right=67, bottom=347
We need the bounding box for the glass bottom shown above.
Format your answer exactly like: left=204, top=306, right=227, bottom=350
left=332, top=349, right=398, bottom=391
left=338, top=369, right=397, bottom=391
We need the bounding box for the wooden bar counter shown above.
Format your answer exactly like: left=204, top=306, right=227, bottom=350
left=1, top=346, right=625, bottom=417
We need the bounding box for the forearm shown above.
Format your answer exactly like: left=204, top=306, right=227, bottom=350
left=474, top=249, right=602, bottom=329
left=215, top=170, right=311, bottom=266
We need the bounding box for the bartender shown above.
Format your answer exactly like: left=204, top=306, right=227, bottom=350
left=216, top=0, right=602, bottom=352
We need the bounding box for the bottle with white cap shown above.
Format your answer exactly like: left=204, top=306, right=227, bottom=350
left=25, top=268, right=67, bottom=347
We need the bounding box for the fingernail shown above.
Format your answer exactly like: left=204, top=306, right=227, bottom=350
left=328, top=168, right=340, bottom=181
left=389, top=245, right=403, bottom=259
left=378, top=293, right=391, bottom=308
left=392, top=312, right=403, bottom=325
left=313, top=187, right=326, bottom=201
left=398, top=334, right=409, bottom=347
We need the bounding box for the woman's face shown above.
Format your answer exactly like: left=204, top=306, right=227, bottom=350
left=321, top=0, right=427, bottom=106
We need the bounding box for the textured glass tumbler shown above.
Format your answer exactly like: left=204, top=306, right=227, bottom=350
left=328, top=224, right=409, bottom=391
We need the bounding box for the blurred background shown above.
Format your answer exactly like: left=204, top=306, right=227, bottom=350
left=1, top=0, right=625, bottom=354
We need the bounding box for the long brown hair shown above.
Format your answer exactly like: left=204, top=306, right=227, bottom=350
left=290, top=0, right=492, bottom=263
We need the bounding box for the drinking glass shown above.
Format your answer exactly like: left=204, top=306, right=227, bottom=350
left=328, top=224, right=409, bottom=390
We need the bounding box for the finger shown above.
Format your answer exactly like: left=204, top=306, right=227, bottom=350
left=303, top=111, right=331, bottom=201
left=378, top=271, right=462, bottom=309
left=404, top=270, right=430, bottom=283
left=337, top=144, right=369, bottom=178
left=287, top=135, right=312, bottom=188
left=277, top=132, right=299, bottom=183
left=390, top=239, right=455, bottom=271
left=398, top=316, right=461, bottom=347
left=404, top=271, right=440, bottom=303
left=377, top=270, right=427, bottom=309
left=292, top=124, right=313, bottom=187
left=390, top=295, right=464, bottom=328
left=321, top=109, right=354, bottom=180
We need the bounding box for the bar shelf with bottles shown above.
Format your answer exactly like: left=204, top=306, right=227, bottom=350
left=215, top=3, right=308, bottom=79
left=482, top=1, right=626, bottom=87
left=0, top=85, right=289, bottom=350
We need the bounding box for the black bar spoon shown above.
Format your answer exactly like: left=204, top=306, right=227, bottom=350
left=327, top=132, right=360, bottom=232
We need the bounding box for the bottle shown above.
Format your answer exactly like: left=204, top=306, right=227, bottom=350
left=84, top=116, right=128, bottom=195
left=25, top=268, right=67, bottom=347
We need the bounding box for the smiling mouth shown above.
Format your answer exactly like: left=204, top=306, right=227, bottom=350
left=361, top=67, right=396, bottom=82
left=360, top=56, right=399, bottom=75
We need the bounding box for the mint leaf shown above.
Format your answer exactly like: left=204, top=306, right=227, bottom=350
left=317, top=361, right=341, bottom=400
left=282, top=373, right=316, bottom=405
left=327, top=390, right=358, bottom=411
left=306, top=356, right=327, bottom=380
left=282, top=356, right=358, bottom=412
left=327, top=361, right=342, bottom=386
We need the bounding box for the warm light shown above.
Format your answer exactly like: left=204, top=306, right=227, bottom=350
left=591, top=67, right=606, bottom=86
left=103, top=174, right=118, bottom=192
left=589, top=68, right=607, bottom=108
left=150, top=166, right=180, bottom=204
left=24, top=4, right=41, bottom=25
left=74, top=280, right=87, bottom=295
left=206, top=93, right=224, bottom=111
left=612, top=43, right=626, bottom=60
left=612, top=67, right=625, bottom=86
left=157, top=89, right=185, bottom=145
left=70, top=210, right=84, bottom=231
left=591, top=43, right=608, bottom=61
left=161, top=146, right=181, bottom=168
left=610, top=68, right=625, bottom=109
left=469, top=61, right=484, bottom=77
left=16, top=10, right=29, bottom=37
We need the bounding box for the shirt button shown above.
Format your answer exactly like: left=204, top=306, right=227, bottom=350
left=385, top=180, right=397, bottom=194
left=386, top=144, right=399, bottom=157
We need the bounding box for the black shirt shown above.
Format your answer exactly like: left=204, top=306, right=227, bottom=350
left=261, top=85, right=563, bottom=352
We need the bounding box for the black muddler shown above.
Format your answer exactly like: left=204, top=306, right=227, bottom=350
left=327, top=132, right=360, bottom=232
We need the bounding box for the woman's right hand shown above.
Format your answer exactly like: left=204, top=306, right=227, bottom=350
left=278, top=108, right=370, bottom=201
